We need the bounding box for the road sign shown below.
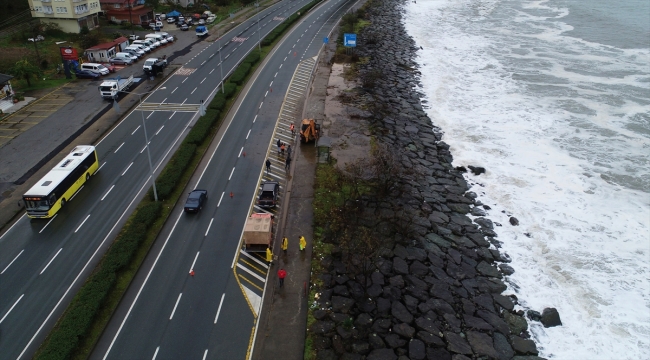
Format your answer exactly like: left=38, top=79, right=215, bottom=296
left=323, top=37, right=328, bottom=44
left=344, top=33, right=356, bottom=47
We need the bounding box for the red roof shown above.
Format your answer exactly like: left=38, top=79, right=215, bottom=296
left=86, top=36, right=128, bottom=51
left=106, top=7, right=151, bottom=16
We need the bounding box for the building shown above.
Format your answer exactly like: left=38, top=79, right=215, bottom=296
left=101, top=0, right=153, bottom=26
left=28, top=0, right=101, bottom=33
left=84, top=36, right=129, bottom=62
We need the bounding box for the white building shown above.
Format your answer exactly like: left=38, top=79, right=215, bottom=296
left=28, top=0, right=101, bottom=33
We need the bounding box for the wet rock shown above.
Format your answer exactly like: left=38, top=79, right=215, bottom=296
left=473, top=293, right=496, bottom=313
left=498, top=264, right=515, bottom=276
left=351, top=341, right=371, bottom=355
left=466, top=330, right=500, bottom=358
left=493, top=294, right=515, bottom=311
left=443, top=313, right=462, bottom=332
left=541, top=308, right=562, bottom=328
left=504, top=311, right=528, bottom=335
left=316, top=349, right=337, bottom=360
left=355, top=313, right=374, bottom=328
left=427, top=348, right=452, bottom=360
left=474, top=217, right=494, bottom=230
left=415, top=315, right=441, bottom=334
left=372, top=318, right=392, bottom=333
left=389, top=275, right=405, bottom=288
left=408, top=339, right=426, bottom=360
left=426, top=298, right=455, bottom=315
left=443, top=332, right=473, bottom=355
left=527, top=310, right=542, bottom=322
left=468, top=165, right=486, bottom=175
left=392, top=301, right=414, bottom=324
left=367, top=348, right=398, bottom=360
left=512, top=356, right=547, bottom=360
left=384, top=334, right=407, bottom=348
left=426, top=233, right=451, bottom=248
left=476, top=261, right=502, bottom=278
left=410, top=260, right=429, bottom=276
left=332, top=296, right=355, bottom=313
left=448, top=203, right=471, bottom=214
left=313, top=310, right=328, bottom=320
left=429, top=211, right=449, bottom=224
left=417, top=330, right=445, bottom=346
left=511, top=335, right=539, bottom=355
left=477, top=310, right=510, bottom=335
left=311, top=321, right=335, bottom=334
left=406, top=246, right=428, bottom=261
left=493, top=332, right=514, bottom=360
left=509, top=216, right=519, bottom=226
left=471, top=207, right=487, bottom=216
left=393, top=323, right=416, bottom=338
left=463, top=314, right=494, bottom=331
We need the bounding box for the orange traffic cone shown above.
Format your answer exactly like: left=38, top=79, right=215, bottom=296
left=189, top=270, right=195, bottom=276
left=230, top=192, right=234, bottom=198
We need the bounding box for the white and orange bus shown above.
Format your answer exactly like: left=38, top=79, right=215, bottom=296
left=23, top=145, right=99, bottom=218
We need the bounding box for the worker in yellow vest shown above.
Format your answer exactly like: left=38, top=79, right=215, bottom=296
left=299, top=235, right=306, bottom=251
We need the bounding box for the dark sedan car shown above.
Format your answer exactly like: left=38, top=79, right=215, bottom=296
left=184, top=189, right=208, bottom=213
left=258, top=181, right=280, bottom=208
left=75, top=69, right=100, bottom=79
left=180, top=23, right=189, bottom=31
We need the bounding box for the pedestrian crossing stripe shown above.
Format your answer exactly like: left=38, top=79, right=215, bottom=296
left=241, top=284, right=262, bottom=317
left=175, top=67, right=197, bottom=76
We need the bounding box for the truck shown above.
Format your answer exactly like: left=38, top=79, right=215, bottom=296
left=98, top=75, right=134, bottom=100
left=195, top=25, right=208, bottom=37
left=300, top=118, right=321, bottom=143
left=242, top=213, right=274, bottom=252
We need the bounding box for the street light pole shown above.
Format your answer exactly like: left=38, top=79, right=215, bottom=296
left=256, top=3, right=261, bottom=51
left=139, top=93, right=158, bottom=201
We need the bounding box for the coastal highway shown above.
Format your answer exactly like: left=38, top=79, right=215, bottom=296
left=92, top=0, right=358, bottom=358
left=0, top=0, right=333, bottom=358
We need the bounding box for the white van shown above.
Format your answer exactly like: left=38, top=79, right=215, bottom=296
left=145, top=33, right=168, bottom=45
left=125, top=44, right=147, bottom=55
left=80, top=63, right=110, bottom=76
left=114, top=52, right=136, bottom=62
left=158, top=32, right=175, bottom=42
left=131, top=41, right=152, bottom=52
left=133, top=39, right=156, bottom=50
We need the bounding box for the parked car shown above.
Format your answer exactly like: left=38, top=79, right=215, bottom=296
left=74, top=69, right=101, bottom=79
left=122, top=48, right=142, bottom=59
left=128, top=34, right=140, bottom=41
left=184, top=189, right=208, bottom=213
left=102, top=63, right=117, bottom=73
left=206, top=16, right=216, bottom=24
left=167, top=17, right=176, bottom=24
left=180, top=23, right=189, bottom=31
left=149, top=21, right=163, bottom=29
left=158, top=32, right=175, bottom=42
left=258, top=181, right=280, bottom=208
left=124, top=45, right=146, bottom=56
left=186, top=18, right=194, bottom=26
left=198, top=19, right=205, bottom=25
left=109, top=54, right=134, bottom=65
left=80, top=62, right=110, bottom=75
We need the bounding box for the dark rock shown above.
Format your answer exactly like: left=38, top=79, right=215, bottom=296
left=415, top=315, right=441, bottom=334
left=504, top=311, right=528, bottom=335
left=443, top=331, right=473, bottom=355
left=509, top=216, right=519, bottom=226
left=511, top=335, right=539, bottom=355
left=462, top=298, right=476, bottom=315
left=477, top=310, right=511, bottom=335
left=351, top=341, right=371, bottom=355
left=394, top=244, right=409, bottom=259
left=474, top=217, right=494, bottom=230
left=447, top=203, right=471, bottom=214
left=429, top=211, right=449, bottom=224
left=331, top=334, right=344, bottom=354
left=447, top=248, right=462, bottom=264
left=377, top=297, right=392, bottom=315
left=319, top=289, right=333, bottom=307
left=312, top=335, right=332, bottom=351
left=406, top=246, right=428, bottom=261
left=372, top=271, right=385, bottom=286
left=426, top=233, right=451, bottom=248
left=311, top=321, right=335, bottom=334
left=484, top=278, right=509, bottom=293
left=393, top=257, right=409, bottom=275
left=474, top=293, right=496, bottom=313
left=408, top=339, right=426, bottom=360
left=426, top=348, right=452, bottom=360
left=494, top=332, right=515, bottom=360
left=541, top=308, right=562, bottom=327
left=384, top=334, right=407, bottom=348
left=355, top=313, right=374, bottom=328
left=428, top=252, right=444, bottom=268
left=471, top=207, right=487, bottom=216
left=430, top=284, right=454, bottom=304
left=417, top=330, right=445, bottom=346
left=389, top=275, right=405, bottom=288
left=367, top=348, right=398, bottom=360
left=316, top=349, right=337, bottom=360
left=426, top=298, right=455, bottom=315
left=403, top=295, right=419, bottom=312
left=463, top=314, right=494, bottom=331
left=313, top=310, right=328, bottom=320
left=337, top=325, right=353, bottom=339
left=330, top=313, right=350, bottom=323
left=467, top=233, right=490, bottom=247
left=333, top=285, right=350, bottom=297
left=466, top=331, right=500, bottom=358
left=332, top=296, right=355, bottom=313
left=468, top=165, right=486, bottom=175
left=498, top=264, right=515, bottom=276
left=493, top=294, right=515, bottom=311
left=410, top=260, right=429, bottom=276
left=335, top=274, right=350, bottom=285
left=383, top=286, right=402, bottom=301
left=451, top=355, right=472, bottom=360
left=393, top=323, right=416, bottom=338
left=369, top=333, right=386, bottom=349
left=368, top=283, right=383, bottom=298
left=341, top=353, right=363, bottom=360
left=392, top=301, right=414, bottom=324
left=443, top=313, right=461, bottom=332
left=476, top=261, right=502, bottom=278
left=372, top=318, right=392, bottom=334
left=527, top=310, right=542, bottom=322
left=512, top=357, right=548, bottom=360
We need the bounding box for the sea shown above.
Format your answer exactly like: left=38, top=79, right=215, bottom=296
left=402, top=0, right=650, bottom=358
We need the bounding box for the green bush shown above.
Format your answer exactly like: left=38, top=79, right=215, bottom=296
left=153, top=143, right=197, bottom=201
left=184, top=110, right=220, bottom=145
left=243, top=50, right=260, bottom=66
left=209, top=93, right=226, bottom=111
left=223, top=82, right=237, bottom=98
left=229, top=63, right=251, bottom=85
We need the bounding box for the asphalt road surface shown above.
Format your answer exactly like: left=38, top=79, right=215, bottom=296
left=0, top=0, right=345, bottom=358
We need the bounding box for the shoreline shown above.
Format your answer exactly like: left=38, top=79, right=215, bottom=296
left=307, top=0, right=559, bottom=358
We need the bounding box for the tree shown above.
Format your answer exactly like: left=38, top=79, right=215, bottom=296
left=10, top=60, right=42, bottom=87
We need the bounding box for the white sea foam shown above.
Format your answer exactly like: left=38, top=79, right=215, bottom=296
left=403, top=0, right=650, bottom=358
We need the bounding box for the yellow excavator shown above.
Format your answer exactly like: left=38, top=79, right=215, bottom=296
left=300, top=118, right=320, bottom=143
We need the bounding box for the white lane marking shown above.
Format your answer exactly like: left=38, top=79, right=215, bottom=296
left=236, top=263, right=265, bottom=282
left=172, top=87, right=178, bottom=94
left=253, top=115, right=258, bottom=123
left=279, top=63, right=282, bottom=69
left=152, top=346, right=159, bottom=360
left=191, top=87, right=197, bottom=94
left=214, top=293, right=225, bottom=324
left=75, top=215, right=91, bottom=233
left=1, top=250, right=24, bottom=274
left=169, top=111, right=176, bottom=119
left=217, top=192, right=224, bottom=207
left=131, top=125, right=140, bottom=135
left=201, top=60, right=206, bottom=65
left=190, top=251, right=200, bottom=272
left=201, top=77, right=206, bottom=84
left=246, top=129, right=252, bottom=140
left=182, top=78, right=187, bottom=83
left=101, top=185, right=115, bottom=201
left=161, top=98, right=167, bottom=104
left=121, top=162, right=133, bottom=176
left=275, top=71, right=279, bottom=77
left=155, top=125, right=164, bottom=136
left=40, top=248, right=63, bottom=275
left=147, top=112, right=154, bottom=119
left=141, top=145, right=147, bottom=154
left=170, top=293, right=182, bottom=320
left=259, top=102, right=263, bottom=109
left=97, top=161, right=106, bottom=173
left=39, top=214, right=58, bottom=234
left=269, top=81, right=273, bottom=87
left=238, top=147, right=244, bottom=157
left=239, top=250, right=269, bottom=269
left=102, top=212, right=184, bottom=359
left=209, top=68, right=215, bottom=74
left=228, top=167, right=235, bottom=181
left=114, top=142, right=124, bottom=153
left=0, top=294, right=24, bottom=324
left=69, top=185, right=84, bottom=201
left=202, top=349, right=208, bottom=360
left=205, top=218, right=213, bottom=237
left=265, top=91, right=268, bottom=97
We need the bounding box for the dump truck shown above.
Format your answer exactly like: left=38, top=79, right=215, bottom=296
left=98, top=75, right=134, bottom=100
left=242, top=213, right=274, bottom=252
left=300, top=118, right=321, bottom=143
